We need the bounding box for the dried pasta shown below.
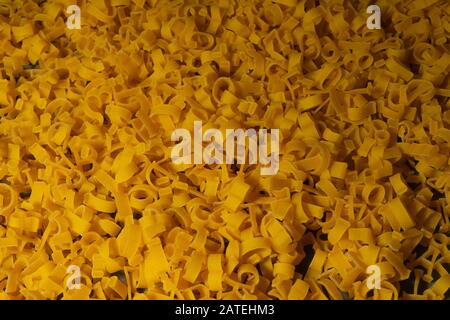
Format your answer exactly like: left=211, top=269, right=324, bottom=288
left=0, top=0, right=449, bottom=301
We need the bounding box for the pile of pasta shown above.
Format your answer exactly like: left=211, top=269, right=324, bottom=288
left=0, top=0, right=449, bottom=300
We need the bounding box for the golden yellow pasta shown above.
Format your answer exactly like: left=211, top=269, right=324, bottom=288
left=0, top=0, right=448, bottom=301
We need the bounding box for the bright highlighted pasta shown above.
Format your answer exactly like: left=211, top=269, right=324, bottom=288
left=0, top=0, right=449, bottom=300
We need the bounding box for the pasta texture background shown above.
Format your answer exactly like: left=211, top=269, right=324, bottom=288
left=0, top=0, right=449, bottom=300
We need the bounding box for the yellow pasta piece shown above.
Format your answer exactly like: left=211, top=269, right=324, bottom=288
left=389, top=173, right=409, bottom=195
left=207, top=254, right=224, bottom=291
left=288, top=279, right=309, bottom=300
left=328, top=218, right=351, bottom=245
left=385, top=197, right=416, bottom=231
left=83, top=193, right=116, bottom=213
left=183, top=251, right=204, bottom=283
